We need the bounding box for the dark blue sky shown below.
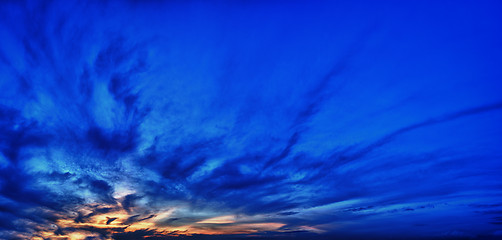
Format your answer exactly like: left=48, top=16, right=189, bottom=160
left=1, top=0, right=502, bottom=239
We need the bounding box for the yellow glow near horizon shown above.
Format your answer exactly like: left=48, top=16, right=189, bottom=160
left=197, top=215, right=236, bottom=224
left=32, top=203, right=296, bottom=239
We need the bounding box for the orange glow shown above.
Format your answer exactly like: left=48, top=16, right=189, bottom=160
left=30, top=203, right=306, bottom=239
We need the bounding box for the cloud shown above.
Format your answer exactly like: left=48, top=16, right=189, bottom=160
left=0, top=105, right=50, bottom=164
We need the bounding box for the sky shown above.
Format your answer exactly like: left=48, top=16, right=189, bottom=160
left=0, top=0, right=502, bottom=239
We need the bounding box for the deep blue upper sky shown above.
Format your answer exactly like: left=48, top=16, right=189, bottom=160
left=1, top=0, right=502, bottom=239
